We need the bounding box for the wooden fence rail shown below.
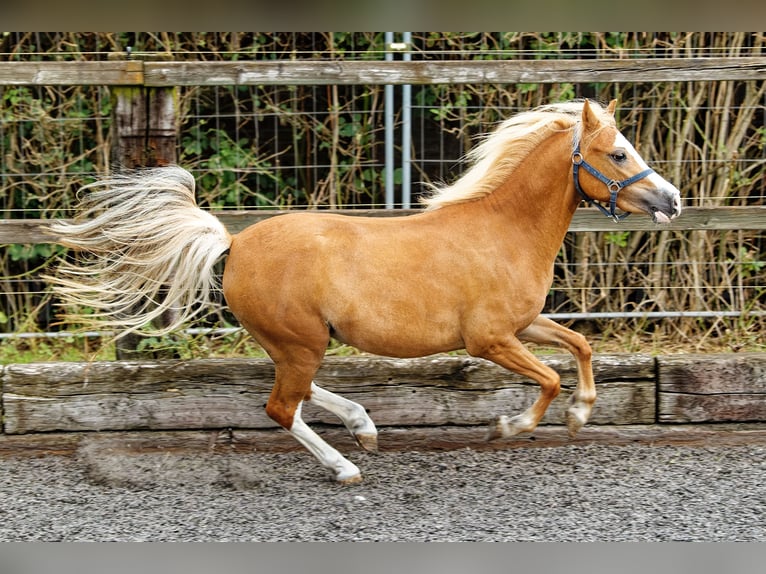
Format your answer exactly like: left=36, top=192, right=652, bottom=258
left=2, top=206, right=765, bottom=245
left=2, top=57, right=766, bottom=86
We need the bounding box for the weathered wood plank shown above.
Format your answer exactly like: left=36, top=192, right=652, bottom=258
left=1, top=354, right=656, bottom=434
left=2, top=359, right=275, bottom=434
left=5, top=424, right=766, bottom=458
left=0, top=219, right=60, bottom=244
left=142, top=58, right=766, bottom=86
left=659, top=353, right=766, bottom=423
left=565, top=206, right=766, bottom=232
left=659, top=353, right=766, bottom=394
left=3, top=206, right=764, bottom=245
left=0, top=432, right=82, bottom=457
left=0, top=61, right=143, bottom=85
left=1, top=57, right=765, bottom=87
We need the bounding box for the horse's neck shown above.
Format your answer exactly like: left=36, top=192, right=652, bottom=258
left=477, top=132, right=578, bottom=258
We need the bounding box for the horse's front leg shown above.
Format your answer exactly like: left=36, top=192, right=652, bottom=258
left=267, top=361, right=364, bottom=484
left=518, top=315, right=596, bottom=437
left=470, top=335, right=562, bottom=440
left=308, top=382, right=378, bottom=452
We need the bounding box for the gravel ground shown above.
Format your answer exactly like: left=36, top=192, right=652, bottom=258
left=1, top=443, right=765, bottom=542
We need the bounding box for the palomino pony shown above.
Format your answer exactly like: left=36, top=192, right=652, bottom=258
left=48, top=99, right=681, bottom=483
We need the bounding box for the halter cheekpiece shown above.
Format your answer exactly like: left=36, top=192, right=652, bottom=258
left=571, top=141, right=655, bottom=222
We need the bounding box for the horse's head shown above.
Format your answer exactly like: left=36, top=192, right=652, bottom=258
left=574, top=99, right=682, bottom=223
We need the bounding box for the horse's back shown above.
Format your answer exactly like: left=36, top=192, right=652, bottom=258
left=225, top=211, right=412, bottom=278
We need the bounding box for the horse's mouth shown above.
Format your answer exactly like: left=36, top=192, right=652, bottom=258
left=651, top=207, right=672, bottom=224
left=644, top=192, right=681, bottom=224
left=627, top=185, right=681, bottom=224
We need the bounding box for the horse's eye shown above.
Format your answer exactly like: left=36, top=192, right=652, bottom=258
left=610, top=151, right=627, bottom=163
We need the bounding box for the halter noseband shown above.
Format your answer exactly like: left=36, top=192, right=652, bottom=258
left=571, top=142, right=655, bottom=222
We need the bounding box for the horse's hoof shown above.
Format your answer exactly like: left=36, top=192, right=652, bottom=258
left=565, top=408, right=587, bottom=438
left=485, top=415, right=510, bottom=441
left=336, top=473, right=363, bottom=485
left=355, top=433, right=378, bottom=452
left=566, top=420, right=584, bottom=438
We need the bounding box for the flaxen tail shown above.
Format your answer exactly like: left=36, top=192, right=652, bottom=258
left=46, top=166, right=232, bottom=338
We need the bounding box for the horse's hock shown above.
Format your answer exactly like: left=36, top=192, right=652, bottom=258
left=2, top=353, right=766, bottom=454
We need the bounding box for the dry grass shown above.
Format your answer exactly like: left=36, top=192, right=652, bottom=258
left=2, top=321, right=763, bottom=367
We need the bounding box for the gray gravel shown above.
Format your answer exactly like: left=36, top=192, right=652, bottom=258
left=1, top=443, right=765, bottom=542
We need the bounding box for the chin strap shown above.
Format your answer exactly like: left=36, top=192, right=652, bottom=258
left=572, top=142, right=655, bottom=222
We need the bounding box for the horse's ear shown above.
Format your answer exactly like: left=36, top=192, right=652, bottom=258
left=607, top=99, right=617, bottom=116
left=582, top=99, right=600, bottom=131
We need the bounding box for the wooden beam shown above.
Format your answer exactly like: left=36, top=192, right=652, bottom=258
left=0, top=219, right=60, bottom=244
left=565, top=205, right=766, bottom=232
left=1, top=354, right=656, bottom=434
left=109, top=85, right=178, bottom=168
left=216, top=206, right=766, bottom=235
left=6, top=352, right=766, bottom=435
left=659, top=353, right=766, bottom=423
left=1, top=57, right=765, bottom=87
left=145, top=57, right=766, bottom=86
left=3, top=206, right=763, bottom=245
left=5, top=423, right=766, bottom=458
left=0, top=60, right=143, bottom=86
left=5, top=353, right=766, bottom=438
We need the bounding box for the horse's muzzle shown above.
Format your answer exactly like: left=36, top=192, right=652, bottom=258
left=647, top=189, right=682, bottom=224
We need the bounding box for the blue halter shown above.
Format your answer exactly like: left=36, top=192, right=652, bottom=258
left=571, top=142, right=655, bottom=222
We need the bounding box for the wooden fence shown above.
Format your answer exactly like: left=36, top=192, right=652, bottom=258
left=1, top=57, right=765, bottom=453
left=1, top=353, right=766, bottom=454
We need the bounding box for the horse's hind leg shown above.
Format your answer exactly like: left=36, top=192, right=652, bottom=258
left=308, top=382, right=378, bottom=452
left=518, top=315, right=596, bottom=437
left=266, top=360, right=363, bottom=484
left=473, top=336, right=562, bottom=440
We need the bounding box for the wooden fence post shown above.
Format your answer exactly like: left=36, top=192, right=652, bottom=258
left=108, top=52, right=180, bottom=359
left=110, top=61, right=177, bottom=168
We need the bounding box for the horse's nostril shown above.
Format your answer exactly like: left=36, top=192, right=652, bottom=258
left=668, top=193, right=682, bottom=217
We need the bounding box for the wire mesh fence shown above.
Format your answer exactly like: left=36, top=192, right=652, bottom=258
left=1, top=32, right=764, bottom=353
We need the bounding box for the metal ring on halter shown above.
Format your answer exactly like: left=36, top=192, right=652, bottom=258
left=607, top=181, right=622, bottom=193
left=571, top=152, right=583, bottom=165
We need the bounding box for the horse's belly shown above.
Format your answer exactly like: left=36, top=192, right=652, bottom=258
left=335, top=329, right=465, bottom=359
left=326, top=302, right=465, bottom=358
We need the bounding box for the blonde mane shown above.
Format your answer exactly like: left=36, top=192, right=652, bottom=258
left=421, top=100, right=614, bottom=210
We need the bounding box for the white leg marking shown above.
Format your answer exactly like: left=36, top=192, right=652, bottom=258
left=566, top=398, right=591, bottom=436
left=309, top=382, right=378, bottom=451
left=289, top=402, right=361, bottom=483
left=486, top=411, right=538, bottom=441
